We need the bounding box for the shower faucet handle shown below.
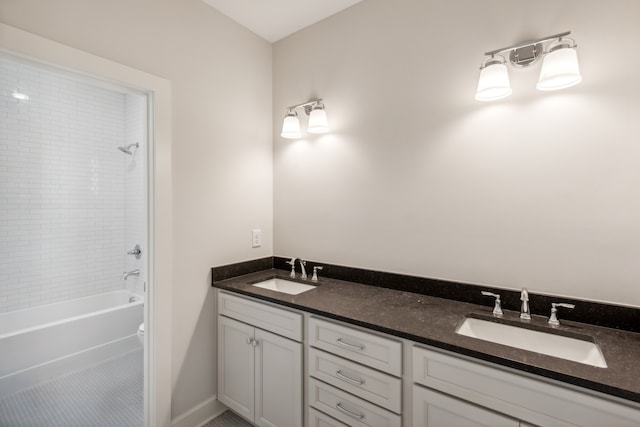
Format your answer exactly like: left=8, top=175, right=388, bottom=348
left=127, top=244, right=142, bottom=259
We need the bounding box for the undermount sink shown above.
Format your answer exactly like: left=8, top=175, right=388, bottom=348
left=456, top=316, right=607, bottom=368
left=251, top=278, right=316, bottom=295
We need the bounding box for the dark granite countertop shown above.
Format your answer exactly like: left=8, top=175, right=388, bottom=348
left=213, top=269, right=640, bottom=405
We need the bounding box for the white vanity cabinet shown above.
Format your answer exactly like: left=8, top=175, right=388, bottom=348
left=215, top=287, right=640, bottom=427
left=307, top=316, right=402, bottom=427
left=412, top=345, right=640, bottom=427
left=217, top=291, right=303, bottom=427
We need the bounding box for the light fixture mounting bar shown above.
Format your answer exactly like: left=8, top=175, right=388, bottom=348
left=286, top=98, right=323, bottom=113
left=484, top=31, right=571, bottom=57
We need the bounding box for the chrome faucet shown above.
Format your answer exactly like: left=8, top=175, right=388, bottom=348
left=286, top=258, right=297, bottom=278
left=299, top=259, right=307, bottom=280
left=121, top=269, right=140, bottom=280
left=520, top=288, right=531, bottom=320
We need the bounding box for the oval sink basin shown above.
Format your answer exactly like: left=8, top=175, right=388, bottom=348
left=251, top=278, right=316, bottom=295
left=456, top=316, right=607, bottom=368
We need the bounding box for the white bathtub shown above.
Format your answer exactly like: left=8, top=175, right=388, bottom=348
left=0, top=290, right=143, bottom=398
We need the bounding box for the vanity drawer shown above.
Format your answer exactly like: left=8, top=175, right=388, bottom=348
left=309, top=347, right=402, bottom=413
left=308, top=407, right=349, bottom=427
left=309, top=378, right=401, bottom=427
left=412, top=384, right=519, bottom=427
left=218, top=291, right=302, bottom=341
left=412, top=346, right=640, bottom=427
left=308, top=317, right=402, bottom=376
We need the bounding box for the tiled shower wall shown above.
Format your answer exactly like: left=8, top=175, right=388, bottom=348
left=0, top=57, right=146, bottom=313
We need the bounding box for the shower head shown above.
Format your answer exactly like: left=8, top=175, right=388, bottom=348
left=118, top=142, right=139, bottom=155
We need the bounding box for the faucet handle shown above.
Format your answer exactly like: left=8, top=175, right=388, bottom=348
left=548, top=303, right=575, bottom=326
left=286, top=257, right=296, bottom=278
left=127, top=244, right=142, bottom=259
left=481, top=291, right=503, bottom=316
left=312, top=266, right=323, bottom=282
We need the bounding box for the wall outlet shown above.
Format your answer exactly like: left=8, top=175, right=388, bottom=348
left=252, top=229, right=262, bottom=248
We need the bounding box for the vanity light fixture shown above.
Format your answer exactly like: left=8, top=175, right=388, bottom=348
left=475, top=31, right=581, bottom=101
left=281, top=110, right=302, bottom=139
left=280, top=99, right=329, bottom=139
left=475, top=54, right=512, bottom=101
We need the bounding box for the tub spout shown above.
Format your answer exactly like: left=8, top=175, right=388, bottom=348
left=121, top=269, right=140, bottom=280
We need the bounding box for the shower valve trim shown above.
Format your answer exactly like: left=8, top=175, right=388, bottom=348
left=127, top=244, right=142, bottom=259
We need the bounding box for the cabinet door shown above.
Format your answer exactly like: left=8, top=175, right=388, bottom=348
left=412, top=385, right=519, bottom=427
left=254, top=328, right=302, bottom=427
left=218, top=316, right=255, bottom=422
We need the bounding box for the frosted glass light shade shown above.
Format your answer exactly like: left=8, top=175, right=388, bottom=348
left=537, top=46, right=582, bottom=91
left=307, top=107, right=329, bottom=133
left=281, top=112, right=301, bottom=139
left=475, top=62, right=512, bottom=101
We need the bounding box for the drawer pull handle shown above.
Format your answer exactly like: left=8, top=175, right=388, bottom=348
left=336, top=370, right=366, bottom=385
left=336, top=338, right=365, bottom=351
left=336, top=402, right=365, bottom=420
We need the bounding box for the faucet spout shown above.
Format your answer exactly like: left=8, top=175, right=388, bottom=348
left=121, top=269, right=140, bottom=280
left=299, top=259, right=307, bottom=280
left=520, top=288, right=531, bottom=320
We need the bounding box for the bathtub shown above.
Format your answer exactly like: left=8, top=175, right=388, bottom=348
left=0, top=290, right=143, bottom=398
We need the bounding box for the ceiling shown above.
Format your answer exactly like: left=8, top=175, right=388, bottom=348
left=201, top=0, right=365, bottom=43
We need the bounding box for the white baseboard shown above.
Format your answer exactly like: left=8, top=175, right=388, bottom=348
left=171, top=396, right=227, bottom=427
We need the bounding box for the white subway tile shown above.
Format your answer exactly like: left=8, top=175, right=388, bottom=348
left=0, top=57, right=146, bottom=313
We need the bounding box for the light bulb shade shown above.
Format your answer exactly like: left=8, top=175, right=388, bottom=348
left=475, top=59, right=512, bottom=101
left=281, top=112, right=301, bottom=139
left=307, top=106, right=329, bottom=133
left=536, top=42, right=582, bottom=91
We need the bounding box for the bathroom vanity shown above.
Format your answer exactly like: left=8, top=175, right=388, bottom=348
left=213, top=267, right=640, bottom=427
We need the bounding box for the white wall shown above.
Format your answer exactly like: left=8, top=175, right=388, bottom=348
left=273, top=0, right=640, bottom=307
left=0, top=56, right=143, bottom=312
left=0, top=0, right=273, bottom=420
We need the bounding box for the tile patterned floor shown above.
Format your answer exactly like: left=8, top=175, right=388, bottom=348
left=203, top=410, right=254, bottom=427
left=0, top=349, right=143, bottom=427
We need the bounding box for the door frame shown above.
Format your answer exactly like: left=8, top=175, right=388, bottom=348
left=0, top=23, right=174, bottom=427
